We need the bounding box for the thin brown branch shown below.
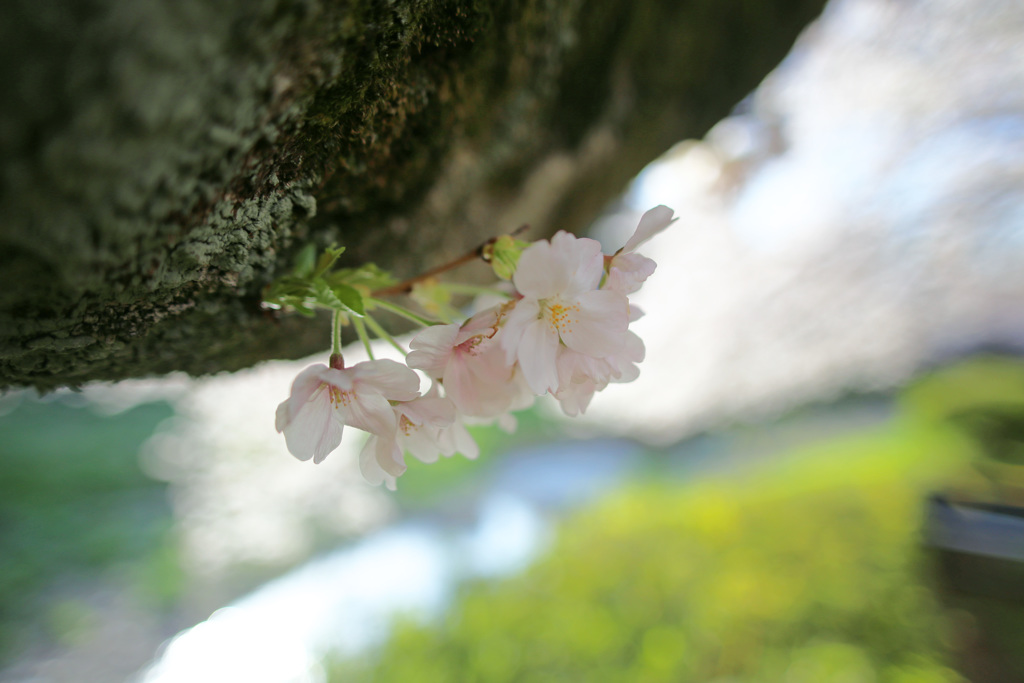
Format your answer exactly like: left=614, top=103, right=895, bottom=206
left=370, top=225, right=528, bottom=297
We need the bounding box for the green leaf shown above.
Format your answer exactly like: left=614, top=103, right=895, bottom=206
left=313, top=279, right=343, bottom=309
left=313, top=279, right=365, bottom=316
left=329, top=263, right=398, bottom=292
left=331, top=283, right=366, bottom=316
left=313, top=245, right=346, bottom=278
left=262, top=243, right=395, bottom=319
left=292, top=244, right=317, bottom=279
left=268, top=276, right=313, bottom=298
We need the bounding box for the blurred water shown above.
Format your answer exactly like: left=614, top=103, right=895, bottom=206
left=135, top=437, right=649, bottom=682
left=138, top=496, right=550, bottom=683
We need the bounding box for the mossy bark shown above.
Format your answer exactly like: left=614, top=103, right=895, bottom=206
left=0, top=0, right=824, bottom=390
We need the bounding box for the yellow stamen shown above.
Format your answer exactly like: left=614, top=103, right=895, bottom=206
left=544, top=300, right=580, bottom=336
left=328, top=385, right=353, bottom=407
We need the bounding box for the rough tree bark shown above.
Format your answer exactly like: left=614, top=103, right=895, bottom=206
left=0, top=0, right=825, bottom=391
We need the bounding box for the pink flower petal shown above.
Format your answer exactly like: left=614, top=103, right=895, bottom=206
left=444, top=343, right=519, bottom=417
left=442, top=356, right=477, bottom=411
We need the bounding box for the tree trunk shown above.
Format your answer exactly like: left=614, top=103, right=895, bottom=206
left=0, top=0, right=825, bottom=391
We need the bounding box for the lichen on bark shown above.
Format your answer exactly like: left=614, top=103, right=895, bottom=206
left=0, top=0, right=825, bottom=390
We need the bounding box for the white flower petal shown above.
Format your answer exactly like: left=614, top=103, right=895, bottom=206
left=560, top=289, right=629, bottom=358
left=455, top=306, right=502, bottom=344
left=439, top=418, right=480, bottom=459
left=555, top=346, right=583, bottom=389
left=623, top=330, right=646, bottom=362
left=517, top=319, right=560, bottom=394
left=620, top=205, right=676, bottom=254
left=274, top=400, right=291, bottom=435
left=312, top=419, right=345, bottom=464
left=406, top=431, right=443, bottom=464
left=604, top=331, right=644, bottom=383
left=445, top=344, right=520, bottom=418
left=506, top=371, right=537, bottom=413
left=454, top=423, right=480, bottom=459
left=550, top=231, right=604, bottom=296
left=278, top=390, right=344, bottom=463
left=513, top=240, right=572, bottom=299
left=605, top=252, right=657, bottom=294
left=351, top=359, right=421, bottom=401
left=374, top=431, right=408, bottom=477
left=359, top=438, right=398, bottom=490
left=497, top=412, right=517, bottom=433
left=343, top=390, right=398, bottom=437
left=500, top=298, right=540, bottom=365
left=556, top=379, right=597, bottom=417
left=613, top=363, right=641, bottom=384
left=407, top=324, right=460, bottom=379
left=399, top=396, right=456, bottom=428
left=276, top=364, right=330, bottom=432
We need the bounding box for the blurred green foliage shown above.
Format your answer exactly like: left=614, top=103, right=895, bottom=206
left=327, top=359, right=1021, bottom=683
left=900, top=357, right=1024, bottom=678
left=0, top=395, right=181, bottom=662
left=331, top=488, right=963, bottom=682
left=902, top=356, right=1024, bottom=504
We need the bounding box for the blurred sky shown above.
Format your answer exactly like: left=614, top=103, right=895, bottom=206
left=585, top=0, right=1024, bottom=443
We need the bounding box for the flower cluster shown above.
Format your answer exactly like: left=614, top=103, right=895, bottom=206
left=274, top=206, right=676, bottom=488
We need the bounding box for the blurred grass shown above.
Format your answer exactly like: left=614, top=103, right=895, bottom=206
left=327, top=358, right=1024, bottom=683
left=0, top=395, right=181, bottom=662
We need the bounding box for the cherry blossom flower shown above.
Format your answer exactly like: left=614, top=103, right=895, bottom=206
left=604, top=205, right=677, bottom=294
left=438, top=413, right=481, bottom=460
left=359, top=394, right=480, bottom=490
left=275, top=358, right=420, bottom=464
left=501, top=231, right=630, bottom=394
left=553, top=330, right=645, bottom=416
left=407, top=305, right=532, bottom=417
left=271, top=203, right=677, bottom=488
